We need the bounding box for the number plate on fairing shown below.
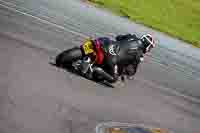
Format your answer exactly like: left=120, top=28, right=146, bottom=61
left=82, top=40, right=94, bottom=55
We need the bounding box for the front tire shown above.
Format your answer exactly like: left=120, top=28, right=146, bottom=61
left=55, top=47, right=83, bottom=68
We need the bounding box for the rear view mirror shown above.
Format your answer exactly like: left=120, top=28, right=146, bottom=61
left=96, top=122, right=172, bottom=133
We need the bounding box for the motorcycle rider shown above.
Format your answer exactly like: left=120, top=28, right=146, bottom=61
left=84, top=33, right=156, bottom=83
left=115, top=33, right=156, bottom=80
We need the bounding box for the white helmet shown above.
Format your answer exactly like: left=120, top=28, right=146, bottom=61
left=141, top=34, right=156, bottom=53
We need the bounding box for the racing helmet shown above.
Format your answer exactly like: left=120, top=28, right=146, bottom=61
left=140, top=34, right=156, bottom=53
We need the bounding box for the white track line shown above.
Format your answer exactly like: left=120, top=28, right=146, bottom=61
left=0, top=0, right=88, bottom=38
left=0, top=0, right=200, bottom=104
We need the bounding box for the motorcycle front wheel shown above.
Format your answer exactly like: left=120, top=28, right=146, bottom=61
left=55, top=47, right=83, bottom=68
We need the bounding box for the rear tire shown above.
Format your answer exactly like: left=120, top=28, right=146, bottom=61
left=55, top=47, right=83, bottom=68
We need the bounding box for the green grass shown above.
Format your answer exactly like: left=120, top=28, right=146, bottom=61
left=88, top=0, right=200, bottom=48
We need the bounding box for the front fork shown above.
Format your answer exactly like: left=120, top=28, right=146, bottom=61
left=72, top=57, right=94, bottom=78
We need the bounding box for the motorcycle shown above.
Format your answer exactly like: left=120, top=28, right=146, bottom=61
left=55, top=38, right=141, bottom=86
left=55, top=39, right=120, bottom=84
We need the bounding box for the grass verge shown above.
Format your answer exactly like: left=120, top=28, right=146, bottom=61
left=87, top=0, right=200, bottom=48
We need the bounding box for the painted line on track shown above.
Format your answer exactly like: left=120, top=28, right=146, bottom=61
left=0, top=0, right=88, bottom=38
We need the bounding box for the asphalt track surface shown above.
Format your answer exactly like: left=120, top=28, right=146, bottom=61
left=1, top=0, right=200, bottom=133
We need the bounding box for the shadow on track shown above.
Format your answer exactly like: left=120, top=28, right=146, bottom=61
left=49, top=62, right=114, bottom=88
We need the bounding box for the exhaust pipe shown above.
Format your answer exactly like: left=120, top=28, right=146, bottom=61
left=93, top=67, right=116, bottom=83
